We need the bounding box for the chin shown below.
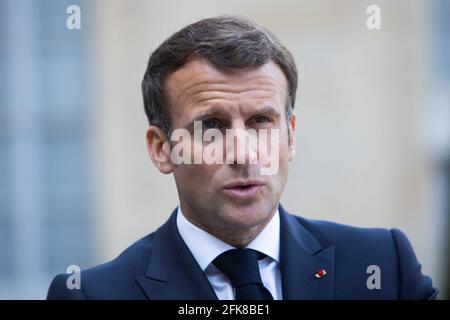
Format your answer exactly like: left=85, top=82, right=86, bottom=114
left=218, top=203, right=273, bottom=228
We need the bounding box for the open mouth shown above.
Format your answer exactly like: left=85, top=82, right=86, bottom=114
left=232, top=185, right=256, bottom=190
left=223, top=181, right=264, bottom=200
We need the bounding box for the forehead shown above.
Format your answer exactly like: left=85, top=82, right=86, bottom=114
left=164, top=57, right=288, bottom=118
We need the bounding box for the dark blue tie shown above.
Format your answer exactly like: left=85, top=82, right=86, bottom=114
left=213, top=248, right=274, bottom=300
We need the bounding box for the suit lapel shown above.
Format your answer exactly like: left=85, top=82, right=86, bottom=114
left=279, top=206, right=335, bottom=299
left=135, top=209, right=218, bottom=300
left=135, top=206, right=335, bottom=300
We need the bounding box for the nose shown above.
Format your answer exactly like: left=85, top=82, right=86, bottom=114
left=225, top=122, right=258, bottom=165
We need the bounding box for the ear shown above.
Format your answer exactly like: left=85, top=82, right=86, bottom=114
left=288, top=113, right=296, bottom=161
left=146, top=126, right=174, bottom=174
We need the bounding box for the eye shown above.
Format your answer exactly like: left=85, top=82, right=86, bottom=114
left=202, top=119, right=218, bottom=130
left=253, top=116, right=271, bottom=124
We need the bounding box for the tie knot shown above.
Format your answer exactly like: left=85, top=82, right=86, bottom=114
left=212, top=249, right=265, bottom=288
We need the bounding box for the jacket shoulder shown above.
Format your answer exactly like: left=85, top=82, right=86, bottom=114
left=47, top=232, right=156, bottom=300
left=293, top=214, right=394, bottom=249
left=288, top=213, right=438, bottom=299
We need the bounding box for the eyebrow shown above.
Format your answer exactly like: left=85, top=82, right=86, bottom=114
left=192, top=109, right=228, bottom=122
left=253, top=105, right=282, bottom=117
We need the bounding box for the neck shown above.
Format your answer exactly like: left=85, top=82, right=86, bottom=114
left=179, top=205, right=276, bottom=248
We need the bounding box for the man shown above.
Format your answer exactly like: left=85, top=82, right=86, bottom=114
left=47, top=15, right=438, bottom=300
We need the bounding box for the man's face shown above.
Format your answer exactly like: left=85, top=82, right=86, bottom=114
left=147, top=57, right=296, bottom=239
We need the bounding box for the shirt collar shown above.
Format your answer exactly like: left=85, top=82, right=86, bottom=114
left=176, top=206, right=280, bottom=271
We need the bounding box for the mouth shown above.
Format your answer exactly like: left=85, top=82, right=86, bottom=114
left=222, top=180, right=265, bottom=201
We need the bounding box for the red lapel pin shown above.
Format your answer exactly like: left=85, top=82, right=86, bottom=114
left=314, top=269, right=327, bottom=279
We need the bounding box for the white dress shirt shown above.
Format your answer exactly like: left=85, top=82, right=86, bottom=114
left=176, top=206, right=282, bottom=300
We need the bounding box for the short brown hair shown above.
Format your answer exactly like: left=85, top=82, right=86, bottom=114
left=142, top=15, right=298, bottom=133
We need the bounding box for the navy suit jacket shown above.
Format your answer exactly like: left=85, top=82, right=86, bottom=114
left=47, top=205, right=438, bottom=300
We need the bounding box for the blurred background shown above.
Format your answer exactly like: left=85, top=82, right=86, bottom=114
left=0, top=0, right=449, bottom=299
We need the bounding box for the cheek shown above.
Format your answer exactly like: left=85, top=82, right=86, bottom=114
left=175, top=163, right=221, bottom=189
left=276, top=129, right=291, bottom=163
left=274, top=134, right=291, bottom=182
